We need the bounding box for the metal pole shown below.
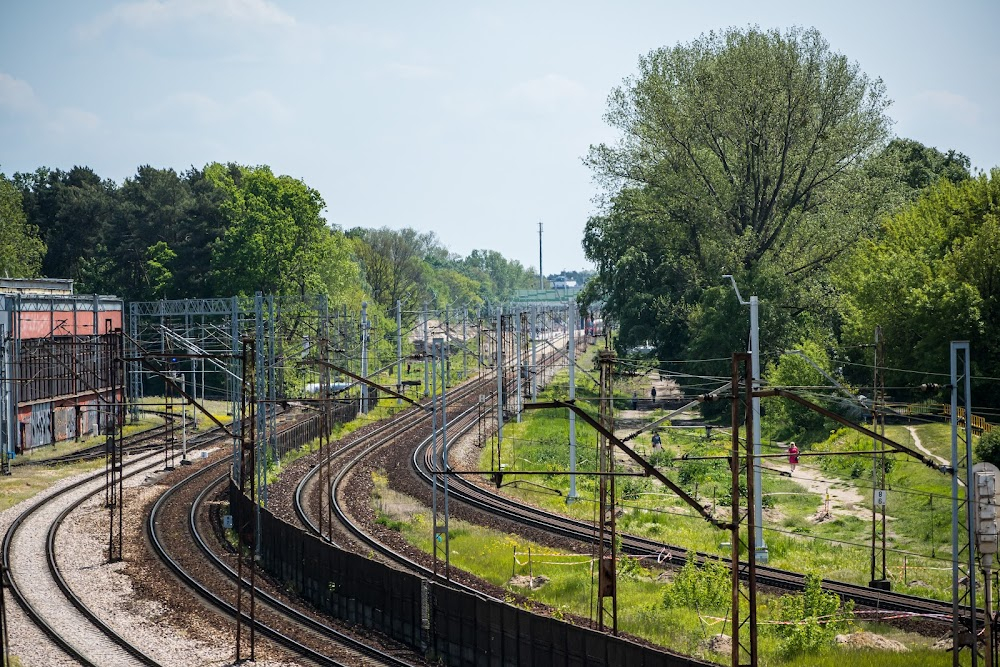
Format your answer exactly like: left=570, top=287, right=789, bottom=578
left=568, top=300, right=577, bottom=503
left=531, top=306, right=537, bottom=401
left=423, top=304, right=429, bottom=396
left=724, top=275, right=766, bottom=562
left=749, top=294, right=766, bottom=562
left=396, top=300, right=402, bottom=406
left=496, top=309, right=503, bottom=446
left=462, top=307, right=468, bottom=380
left=515, top=315, right=522, bottom=424
left=361, top=301, right=369, bottom=414
left=952, top=341, right=977, bottom=667
left=440, top=338, right=450, bottom=580
left=538, top=222, right=543, bottom=290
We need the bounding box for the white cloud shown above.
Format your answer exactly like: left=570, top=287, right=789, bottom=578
left=506, top=74, right=587, bottom=114
left=0, top=71, right=100, bottom=136
left=237, top=90, right=292, bottom=122
left=162, top=92, right=226, bottom=123
left=150, top=89, right=291, bottom=126
left=384, top=63, right=447, bottom=81
left=0, top=73, right=42, bottom=113
left=46, top=108, right=101, bottom=134
left=907, top=90, right=982, bottom=126
left=79, top=0, right=295, bottom=38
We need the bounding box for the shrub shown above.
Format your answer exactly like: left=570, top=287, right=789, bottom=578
left=662, top=559, right=730, bottom=612
left=769, top=574, right=854, bottom=656
left=976, top=430, right=1000, bottom=468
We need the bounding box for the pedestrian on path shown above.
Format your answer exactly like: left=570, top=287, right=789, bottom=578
left=631, top=391, right=638, bottom=410
left=788, top=442, right=799, bottom=473
left=651, top=432, right=662, bottom=452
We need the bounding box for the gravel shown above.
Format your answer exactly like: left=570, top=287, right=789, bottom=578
left=2, top=449, right=307, bottom=667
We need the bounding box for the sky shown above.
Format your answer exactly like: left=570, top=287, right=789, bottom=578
left=1, top=1, right=998, bottom=275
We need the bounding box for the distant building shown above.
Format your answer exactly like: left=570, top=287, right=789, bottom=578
left=0, top=279, right=123, bottom=453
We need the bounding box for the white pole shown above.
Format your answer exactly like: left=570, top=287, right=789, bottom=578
left=496, top=308, right=503, bottom=446
left=568, top=300, right=577, bottom=503
left=724, top=276, right=767, bottom=562
left=750, top=295, right=766, bottom=562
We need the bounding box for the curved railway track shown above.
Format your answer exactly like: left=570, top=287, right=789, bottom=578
left=147, top=412, right=423, bottom=667
left=3, top=448, right=170, bottom=667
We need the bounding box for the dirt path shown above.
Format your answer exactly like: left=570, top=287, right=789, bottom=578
left=907, top=425, right=949, bottom=467
left=770, top=461, right=870, bottom=523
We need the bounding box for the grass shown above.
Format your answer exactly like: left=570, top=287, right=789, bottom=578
left=372, top=468, right=956, bottom=665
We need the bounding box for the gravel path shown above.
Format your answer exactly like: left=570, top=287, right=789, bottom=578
left=6, top=454, right=162, bottom=667
left=3, top=448, right=304, bottom=667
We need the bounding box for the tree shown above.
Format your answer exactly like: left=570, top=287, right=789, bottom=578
left=585, top=27, right=892, bottom=362
left=15, top=166, right=116, bottom=281
left=837, top=170, right=1000, bottom=405
left=462, top=249, right=537, bottom=302
left=880, top=138, right=971, bottom=191
left=0, top=173, right=45, bottom=277
left=347, top=227, right=433, bottom=317
left=208, top=163, right=349, bottom=298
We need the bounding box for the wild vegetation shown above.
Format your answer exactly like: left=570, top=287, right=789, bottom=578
left=580, top=25, right=997, bottom=415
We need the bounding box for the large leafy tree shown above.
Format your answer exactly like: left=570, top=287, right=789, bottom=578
left=0, top=173, right=45, bottom=277
left=838, top=170, right=1000, bottom=404
left=209, top=163, right=353, bottom=298
left=15, top=166, right=117, bottom=282
left=347, top=226, right=434, bottom=318
left=585, top=27, right=892, bottom=360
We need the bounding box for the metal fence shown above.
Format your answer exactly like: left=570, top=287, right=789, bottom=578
left=229, top=480, right=712, bottom=667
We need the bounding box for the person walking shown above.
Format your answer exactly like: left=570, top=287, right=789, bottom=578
left=631, top=391, right=638, bottom=410
left=651, top=432, right=662, bottom=452
left=650, top=385, right=657, bottom=402
left=788, top=442, right=799, bottom=473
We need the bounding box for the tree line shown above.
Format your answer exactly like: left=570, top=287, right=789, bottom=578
left=0, top=162, right=541, bottom=328
left=581, top=26, right=999, bottom=419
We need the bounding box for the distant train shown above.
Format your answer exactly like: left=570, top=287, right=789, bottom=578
left=585, top=318, right=604, bottom=337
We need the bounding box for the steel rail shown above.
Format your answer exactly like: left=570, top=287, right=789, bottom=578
left=190, top=470, right=416, bottom=667
left=2, top=448, right=170, bottom=667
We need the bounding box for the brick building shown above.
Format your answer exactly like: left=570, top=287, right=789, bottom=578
left=0, top=279, right=123, bottom=453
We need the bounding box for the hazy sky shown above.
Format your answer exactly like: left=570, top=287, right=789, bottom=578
left=2, top=1, right=997, bottom=274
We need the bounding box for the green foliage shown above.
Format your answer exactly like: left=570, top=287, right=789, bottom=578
left=0, top=173, right=45, bottom=278
left=208, top=163, right=354, bottom=298
left=585, top=26, right=892, bottom=366
left=976, top=431, right=1000, bottom=468
left=662, top=559, right=730, bottom=612
left=838, top=171, right=1000, bottom=405
left=764, top=340, right=837, bottom=438
left=769, top=574, right=855, bottom=656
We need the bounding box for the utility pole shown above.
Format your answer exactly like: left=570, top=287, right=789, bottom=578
left=538, top=222, right=544, bottom=290
left=396, top=300, right=402, bottom=406
left=731, top=353, right=759, bottom=667
left=360, top=301, right=369, bottom=414
left=870, top=326, right=889, bottom=589
left=567, top=299, right=577, bottom=503
left=423, top=303, right=429, bottom=397
left=596, top=349, right=617, bottom=633
left=952, top=341, right=977, bottom=667
left=723, top=275, right=767, bottom=563
left=496, top=309, right=503, bottom=447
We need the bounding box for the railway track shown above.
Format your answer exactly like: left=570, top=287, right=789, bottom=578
left=411, top=429, right=967, bottom=622
left=147, top=410, right=425, bottom=667
left=3, top=447, right=171, bottom=667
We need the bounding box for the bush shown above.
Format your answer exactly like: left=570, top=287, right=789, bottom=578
left=662, top=559, right=730, bottom=612
left=769, top=574, right=854, bottom=656
left=976, top=430, right=1000, bottom=468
